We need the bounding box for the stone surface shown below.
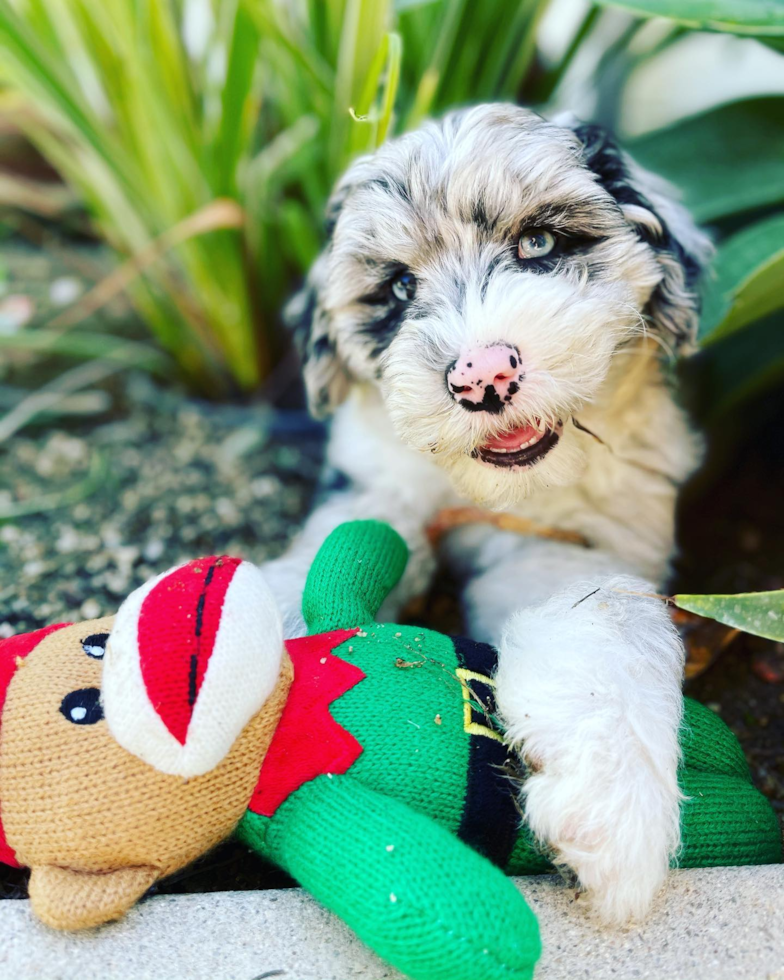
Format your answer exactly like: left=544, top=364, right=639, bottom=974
left=2, top=866, right=783, bottom=980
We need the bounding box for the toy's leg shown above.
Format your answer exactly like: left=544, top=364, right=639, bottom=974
left=678, top=699, right=781, bottom=867
left=465, top=539, right=684, bottom=925
left=265, top=774, right=541, bottom=980
left=504, top=698, right=782, bottom=876
left=679, top=771, right=782, bottom=868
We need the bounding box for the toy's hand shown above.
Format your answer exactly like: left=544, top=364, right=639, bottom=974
left=302, top=521, right=408, bottom=634
left=265, top=774, right=540, bottom=980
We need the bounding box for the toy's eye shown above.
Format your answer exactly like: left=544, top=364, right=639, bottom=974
left=391, top=270, right=417, bottom=303
left=81, top=633, right=108, bottom=659
left=517, top=228, right=557, bottom=260
left=60, top=688, right=103, bottom=725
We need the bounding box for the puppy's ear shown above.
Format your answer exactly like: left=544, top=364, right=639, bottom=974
left=285, top=184, right=354, bottom=419
left=569, top=120, right=712, bottom=350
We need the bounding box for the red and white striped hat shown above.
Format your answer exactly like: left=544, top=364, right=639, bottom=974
left=103, top=555, right=283, bottom=778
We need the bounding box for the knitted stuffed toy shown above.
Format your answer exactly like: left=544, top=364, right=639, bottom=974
left=0, top=522, right=779, bottom=980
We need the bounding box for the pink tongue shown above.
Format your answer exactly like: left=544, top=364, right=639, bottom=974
left=483, top=423, right=540, bottom=451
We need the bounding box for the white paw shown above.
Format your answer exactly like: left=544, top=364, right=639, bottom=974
left=496, top=576, right=684, bottom=924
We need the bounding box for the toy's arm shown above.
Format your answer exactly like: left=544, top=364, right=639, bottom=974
left=301, top=521, right=409, bottom=634
left=265, top=774, right=540, bottom=980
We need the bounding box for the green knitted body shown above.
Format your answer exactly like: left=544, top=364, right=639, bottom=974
left=235, top=520, right=781, bottom=980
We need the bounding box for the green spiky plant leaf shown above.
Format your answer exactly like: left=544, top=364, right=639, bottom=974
left=674, top=591, right=784, bottom=642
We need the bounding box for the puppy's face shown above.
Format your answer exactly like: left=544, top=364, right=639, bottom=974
left=291, top=105, right=707, bottom=506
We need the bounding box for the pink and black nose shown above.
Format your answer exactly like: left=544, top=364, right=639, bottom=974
left=446, top=344, right=523, bottom=414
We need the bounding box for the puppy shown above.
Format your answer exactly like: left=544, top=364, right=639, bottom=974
left=263, top=104, right=711, bottom=924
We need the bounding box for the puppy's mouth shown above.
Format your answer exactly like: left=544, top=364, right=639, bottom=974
left=472, top=420, right=562, bottom=468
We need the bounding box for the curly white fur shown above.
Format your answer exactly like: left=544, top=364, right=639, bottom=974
left=495, top=575, right=684, bottom=924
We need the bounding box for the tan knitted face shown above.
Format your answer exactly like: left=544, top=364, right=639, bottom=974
left=0, top=619, right=292, bottom=929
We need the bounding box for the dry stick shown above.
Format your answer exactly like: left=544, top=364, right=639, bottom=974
left=47, top=198, right=245, bottom=329
left=426, top=506, right=590, bottom=548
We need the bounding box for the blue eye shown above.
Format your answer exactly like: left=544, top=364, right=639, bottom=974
left=518, top=228, right=556, bottom=260
left=391, top=271, right=417, bottom=303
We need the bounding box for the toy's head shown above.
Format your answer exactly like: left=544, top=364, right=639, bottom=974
left=0, top=557, right=292, bottom=929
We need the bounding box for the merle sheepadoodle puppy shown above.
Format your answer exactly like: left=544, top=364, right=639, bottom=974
left=263, top=104, right=711, bottom=925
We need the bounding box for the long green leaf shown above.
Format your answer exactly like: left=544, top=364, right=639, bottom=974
left=675, top=590, right=784, bottom=642
left=630, top=98, right=784, bottom=222
left=594, top=0, right=784, bottom=35
left=701, top=212, right=784, bottom=343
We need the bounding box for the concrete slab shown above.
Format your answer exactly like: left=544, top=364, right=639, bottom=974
left=1, top=866, right=782, bottom=980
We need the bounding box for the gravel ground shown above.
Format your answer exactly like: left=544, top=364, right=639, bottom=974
left=0, top=372, right=324, bottom=635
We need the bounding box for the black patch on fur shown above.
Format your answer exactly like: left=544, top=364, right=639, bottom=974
left=480, top=254, right=507, bottom=300
left=574, top=123, right=655, bottom=217
left=574, top=120, right=704, bottom=319
left=360, top=306, right=404, bottom=358
left=367, top=175, right=413, bottom=208
left=469, top=194, right=499, bottom=234
left=287, top=282, right=317, bottom=359
left=311, top=333, right=335, bottom=357
left=452, top=636, right=520, bottom=869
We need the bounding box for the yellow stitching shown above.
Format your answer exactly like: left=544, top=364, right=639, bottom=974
left=456, top=668, right=497, bottom=688
left=456, top=667, right=504, bottom=742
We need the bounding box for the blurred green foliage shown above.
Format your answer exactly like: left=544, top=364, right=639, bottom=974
left=0, top=0, right=782, bottom=410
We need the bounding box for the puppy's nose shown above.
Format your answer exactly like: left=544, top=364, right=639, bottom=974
left=446, top=344, right=523, bottom=413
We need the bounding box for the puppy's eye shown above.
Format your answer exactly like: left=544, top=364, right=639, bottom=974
left=391, top=271, right=417, bottom=303
left=518, top=229, right=556, bottom=260
left=60, top=688, right=103, bottom=725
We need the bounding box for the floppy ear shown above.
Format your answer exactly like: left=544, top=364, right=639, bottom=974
left=285, top=182, right=355, bottom=419
left=568, top=120, right=712, bottom=350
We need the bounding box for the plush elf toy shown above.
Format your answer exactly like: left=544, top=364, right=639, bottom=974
left=0, top=521, right=779, bottom=980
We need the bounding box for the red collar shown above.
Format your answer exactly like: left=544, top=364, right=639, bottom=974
left=247, top=628, right=365, bottom=817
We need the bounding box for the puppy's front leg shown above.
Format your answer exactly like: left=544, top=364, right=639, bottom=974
left=466, top=540, right=684, bottom=924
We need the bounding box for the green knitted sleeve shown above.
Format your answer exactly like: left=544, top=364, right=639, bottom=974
left=301, top=521, right=409, bottom=634
left=265, top=774, right=541, bottom=980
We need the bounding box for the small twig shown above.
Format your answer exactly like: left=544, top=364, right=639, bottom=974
left=426, top=506, right=590, bottom=548
left=611, top=587, right=674, bottom=602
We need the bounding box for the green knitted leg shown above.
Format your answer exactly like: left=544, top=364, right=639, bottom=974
left=678, top=700, right=780, bottom=865
left=680, top=698, right=749, bottom=778
left=302, top=521, right=409, bottom=634
left=678, top=770, right=782, bottom=867
left=266, top=774, right=541, bottom=980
